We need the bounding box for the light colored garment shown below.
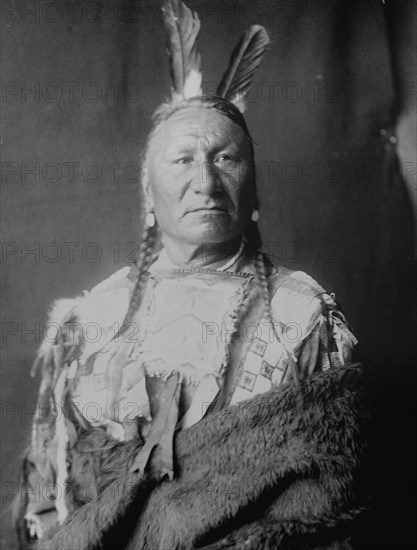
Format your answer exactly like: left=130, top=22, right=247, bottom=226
left=43, top=252, right=357, bottom=437
left=25, top=252, right=357, bottom=533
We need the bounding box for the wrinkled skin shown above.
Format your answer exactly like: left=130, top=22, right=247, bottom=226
left=145, top=107, right=256, bottom=266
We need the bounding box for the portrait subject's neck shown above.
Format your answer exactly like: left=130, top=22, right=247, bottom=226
left=160, top=234, right=244, bottom=270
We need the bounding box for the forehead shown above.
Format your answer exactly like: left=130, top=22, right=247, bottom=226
left=149, top=107, right=248, bottom=152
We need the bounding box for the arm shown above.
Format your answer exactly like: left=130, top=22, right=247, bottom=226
left=269, top=269, right=358, bottom=383
left=16, top=268, right=134, bottom=545
left=296, top=292, right=358, bottom=378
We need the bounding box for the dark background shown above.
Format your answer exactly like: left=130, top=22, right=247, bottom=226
left=1, top=0, right=416, bottom=548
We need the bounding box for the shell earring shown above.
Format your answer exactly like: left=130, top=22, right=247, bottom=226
left=251, top=209, right=260, bottom=222
left=145, top=212, right=156, bottom=227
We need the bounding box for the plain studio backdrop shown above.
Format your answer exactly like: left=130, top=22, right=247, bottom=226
left=1, top=0, right=416, bottom=548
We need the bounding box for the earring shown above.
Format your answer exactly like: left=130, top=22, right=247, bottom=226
left=145, top=212, right=155, bottom=227
left=251, top=209, right=260, bottom=222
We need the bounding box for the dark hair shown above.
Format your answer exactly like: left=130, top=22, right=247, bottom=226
left=152, top=96, right=252, bottom=138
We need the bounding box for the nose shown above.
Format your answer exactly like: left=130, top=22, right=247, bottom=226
left=190, top=160, right=221, bottom=195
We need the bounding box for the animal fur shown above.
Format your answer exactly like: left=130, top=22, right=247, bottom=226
left=34, top=364, right=368, bottom=550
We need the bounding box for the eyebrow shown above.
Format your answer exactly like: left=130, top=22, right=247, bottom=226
left=164, top=139, right=242, bottom=155
left=164, top=145, right=195, bottom=157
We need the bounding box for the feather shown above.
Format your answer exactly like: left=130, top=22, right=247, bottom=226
left=162, top=0, right=202, bottom=101
left=217, top=25, right=270, bottom=112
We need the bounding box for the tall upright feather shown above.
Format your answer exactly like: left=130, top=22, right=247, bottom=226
left=162, top=0, right=202, bottom=101
left=217, top=25, right=270, bottom=112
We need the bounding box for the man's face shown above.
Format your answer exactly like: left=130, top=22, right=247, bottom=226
left=146, top=107, right=255, bottom=246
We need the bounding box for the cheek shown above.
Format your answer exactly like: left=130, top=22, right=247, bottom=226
left=149, top=168, right=182, bottom=208
left=152, top=190, right=179, bottom=226
left=150, top=177, right=192, bottom=230
left=152, top=185, right=178, bottom=206
left=225, top=166, right=255, bottom=207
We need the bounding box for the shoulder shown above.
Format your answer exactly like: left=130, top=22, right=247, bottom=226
left=89, top=265, right=134, bottom=294
left=266, top=260, right=358, bottom=360
left=45, top=266, right=134, bottom=325
left=34, top=267, right=135, bottom=371
left=74, top=265, right=134, bottom=329
left=267, top=263, right=328, bottom=332
left=269, top=263, right=326, bottom=298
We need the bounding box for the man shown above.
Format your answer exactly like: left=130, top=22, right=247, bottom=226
left=16, top=3, right=367, bottom=549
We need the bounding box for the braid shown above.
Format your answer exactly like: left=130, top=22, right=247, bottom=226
left=120, top=222, right=159, bottom=332
left=254, top=251, right=300, bottom=386
left=244, top=219, right=262, bottom=254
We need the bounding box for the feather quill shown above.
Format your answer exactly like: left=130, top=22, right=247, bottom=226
left=162, top=0, right=202, bottom=101
left=217, top=25, right=270, bottom=112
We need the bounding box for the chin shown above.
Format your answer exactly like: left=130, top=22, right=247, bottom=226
left=185, top=233, right=232, bottom=246
left=181, top=224, right=238, bottom=245
left=173, top=216, right=227, bottom=241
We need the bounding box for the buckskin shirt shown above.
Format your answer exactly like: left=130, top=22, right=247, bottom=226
left=25, top=250, right=357, bottom=536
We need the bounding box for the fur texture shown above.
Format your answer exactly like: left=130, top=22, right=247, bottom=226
left=35, top=365, right=369, bottom=550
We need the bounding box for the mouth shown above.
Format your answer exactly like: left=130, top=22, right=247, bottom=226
left=188, top=205, right=228, bottom=213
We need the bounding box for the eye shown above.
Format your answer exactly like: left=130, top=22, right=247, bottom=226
left=215, top=154, right=232, bottom=163
left=214, top=153, right=236, bottom=164
left=174, top=157, right=192, bottom=165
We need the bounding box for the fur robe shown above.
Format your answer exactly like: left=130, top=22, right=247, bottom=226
left=31, top=364, right=369, bottom=550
